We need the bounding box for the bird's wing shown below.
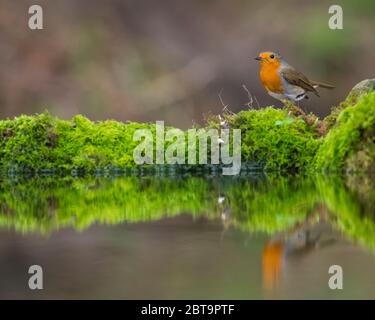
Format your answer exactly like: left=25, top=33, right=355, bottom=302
left=281, top=67, right=319, bottom=96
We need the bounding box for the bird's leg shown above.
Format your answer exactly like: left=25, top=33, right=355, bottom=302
left=282, top=99, right=306, bottom=118
left=281, top=99, right=293, bottom=110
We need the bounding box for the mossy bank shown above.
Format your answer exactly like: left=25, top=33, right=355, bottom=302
left=0, top=80, right=374, bottom=173
left=314, top=90, right=375, bottom=172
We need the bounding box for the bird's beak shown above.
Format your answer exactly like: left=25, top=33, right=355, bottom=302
left=254, top=56, right=262, bottom=61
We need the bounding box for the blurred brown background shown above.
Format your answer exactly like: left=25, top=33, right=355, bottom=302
left=0, top=0, right=374, bottom=128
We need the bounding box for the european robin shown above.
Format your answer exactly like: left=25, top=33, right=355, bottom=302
left=255, top=51, right=334, bottom=102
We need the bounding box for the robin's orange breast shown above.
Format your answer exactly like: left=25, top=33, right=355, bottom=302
left=260, top=63, right=284, bottom=93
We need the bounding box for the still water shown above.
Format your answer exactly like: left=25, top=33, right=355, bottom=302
left=0, top=173, right=374, bottom=299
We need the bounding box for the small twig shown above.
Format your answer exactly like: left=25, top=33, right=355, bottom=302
left=218, top=89, right=235, bottom=115
left=254, top=95, right=260, bottom=109
left=218, top=88, right=227, bottom=109
left=242, top=84, right=260, bottom=109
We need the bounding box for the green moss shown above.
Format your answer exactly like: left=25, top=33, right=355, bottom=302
left=56, top=115, right=157, bottom=170
left=226, top=107, right=320, bottom=171
left=0, top=82, right=373, bottom=173
left=314, top=92, right=375, bottom=172
left=0, top=113, right=60, bottom=171
left=324, top=79, right=375, bottom=130
left=0, top=112, right=165, bottom=172
left=0, top=108, right=320, bottom=173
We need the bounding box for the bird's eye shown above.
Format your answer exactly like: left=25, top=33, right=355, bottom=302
left=270, top=54, right=275, bottom=59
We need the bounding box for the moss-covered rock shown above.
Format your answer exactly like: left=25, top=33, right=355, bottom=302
left=225, top=107, right=320, bottom=171
left=0, top=108, right=319, bottom=173
left=324, top=79, right=375, bottom=130
left=0, top=113, right=159, bottom=172
left=0, top=79, right=373, bottom=173
left=314, top=92, right=375, bottom=172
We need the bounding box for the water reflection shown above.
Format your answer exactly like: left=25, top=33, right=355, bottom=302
left=262, top=211, right=337, bottom=291
left=0, top=173, right=374, bottom=298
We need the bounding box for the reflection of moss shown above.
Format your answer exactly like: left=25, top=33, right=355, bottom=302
left=0, top=177, right=217, bottom=234
left=225, top=175, right=375, bottom=251
left=314, top=92, right=375, bottom=172
left=317, top=176, right=375, bottom=251
left=345, top=174, right=375, bottom=212
left=225, top=176, right=319, bottom=233
left=1, top=174, right=374, bottom=253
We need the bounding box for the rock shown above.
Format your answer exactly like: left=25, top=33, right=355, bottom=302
left=324, top=79, right=375, bottom=131
left=346, top=78, right=375, bottom=103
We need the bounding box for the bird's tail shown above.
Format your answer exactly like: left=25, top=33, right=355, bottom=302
left=311, top=80, right=335, bottom=89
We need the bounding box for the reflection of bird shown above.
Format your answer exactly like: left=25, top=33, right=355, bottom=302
left=262, top=209, right=336, bottom=291
left=255, top=51, right=334, bottom=102
left=262, top=240, right=283, bottom=291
